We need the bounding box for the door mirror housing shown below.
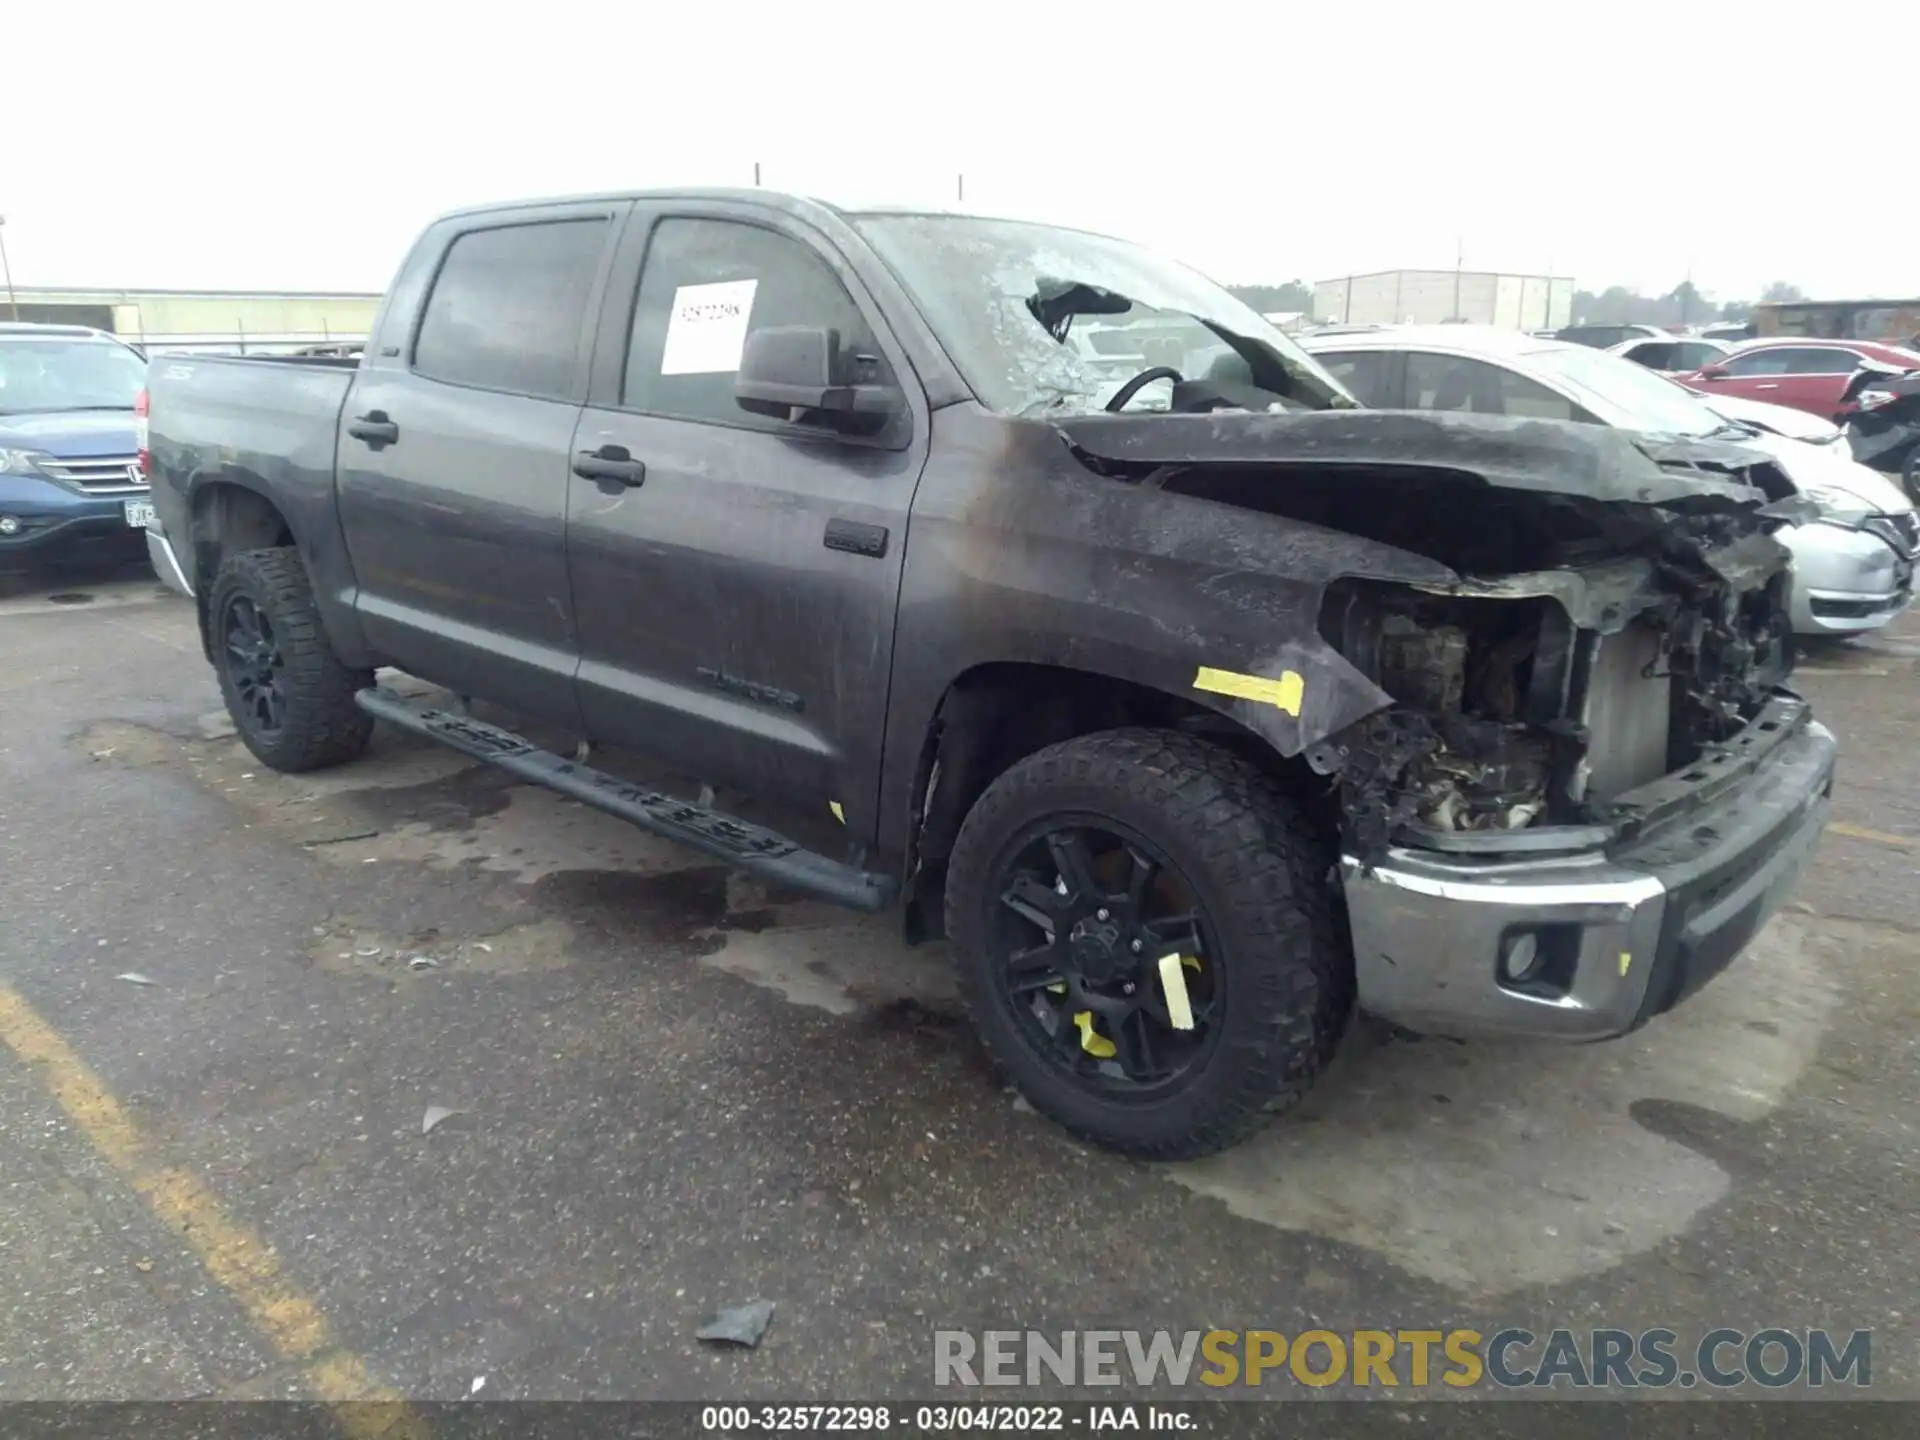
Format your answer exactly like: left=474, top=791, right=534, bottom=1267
left=1696, top=364, right=1729, bottom=381
left=735, top=326, right=898, bottom=435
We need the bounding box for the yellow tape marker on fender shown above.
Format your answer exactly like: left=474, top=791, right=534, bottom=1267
left=1193, top=666, right=1305, bottom=716
left=0, top=985, right=428, bottom=1440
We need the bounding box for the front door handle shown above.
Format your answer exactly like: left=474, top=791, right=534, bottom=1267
left=572, top=446, right=646, bottom=488
left=347, top=411, right=399, bottom=446
left=1755, top=383, right=1780, bottom=390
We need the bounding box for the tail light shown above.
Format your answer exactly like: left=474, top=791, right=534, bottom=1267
left=1855, top=389, right=1898, bottom=413
left=134, top=387, right=150, bottom=480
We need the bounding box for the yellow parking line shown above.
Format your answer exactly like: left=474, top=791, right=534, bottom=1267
left=0, top=984, right=426, bottom=1438
left=1826, top=821, right=1914, bottom=849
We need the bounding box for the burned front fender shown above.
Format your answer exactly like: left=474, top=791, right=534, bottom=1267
left=875, top=405, right=1457, bottom=861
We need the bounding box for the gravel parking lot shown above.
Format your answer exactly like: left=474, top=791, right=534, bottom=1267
left=1, top=559, right=1915, bottom=1410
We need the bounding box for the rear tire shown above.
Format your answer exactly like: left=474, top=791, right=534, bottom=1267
left=945, top=728, right=1351, bottom=1160
left=208, top=546, right=373, bottom=773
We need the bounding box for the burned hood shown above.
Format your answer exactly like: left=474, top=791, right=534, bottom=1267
left=1053, top=408, right=1775, bottom=510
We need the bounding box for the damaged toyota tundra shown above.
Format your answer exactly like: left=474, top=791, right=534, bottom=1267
left=144, top=192, right=1836, bottom=1160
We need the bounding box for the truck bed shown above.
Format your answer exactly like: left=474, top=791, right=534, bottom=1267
left=149, top=353, right=358, bottom=495
left=145, top=353, right=363, bottom=600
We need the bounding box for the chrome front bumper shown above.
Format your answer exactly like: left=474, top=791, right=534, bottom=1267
left=1341, top=707, right=1836, bottom=1041
left=1782, top=519, right=1914, bottom=634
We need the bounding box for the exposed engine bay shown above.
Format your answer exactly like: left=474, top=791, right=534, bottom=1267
left=1052, top=407, right=1800, bottom=865
left=1312, top=542, right=1793, bottom=862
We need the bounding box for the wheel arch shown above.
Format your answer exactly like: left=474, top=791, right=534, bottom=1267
left=186, top=476, right=298, bottom=663
left=898, top=660, right=1329, bottom=944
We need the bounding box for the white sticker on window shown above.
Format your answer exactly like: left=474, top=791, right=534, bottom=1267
left=659, top=279, right=759, bottom=376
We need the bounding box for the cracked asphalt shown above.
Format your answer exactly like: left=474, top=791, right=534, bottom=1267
left=0, top=558, right=1914, bottom=1416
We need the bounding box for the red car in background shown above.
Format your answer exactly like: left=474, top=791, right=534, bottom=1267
left=1675, top=338, right=1920, bottom=421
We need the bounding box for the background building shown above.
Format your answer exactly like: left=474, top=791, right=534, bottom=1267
left=3, top=286, right=381, bottom=352
left=1314, top=269, right=1574, bottom=331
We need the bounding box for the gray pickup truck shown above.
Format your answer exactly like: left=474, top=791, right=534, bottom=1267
left=144, top=190, right=1835, bottom=1158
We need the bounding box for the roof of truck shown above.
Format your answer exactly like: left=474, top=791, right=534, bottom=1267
left=429, top=189, right=1125, bottom=242
left=0, top=321, right=119, bottom=339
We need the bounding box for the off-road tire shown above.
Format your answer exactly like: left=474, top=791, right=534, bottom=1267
left=208, top=546, right=373, bottom=773
left=946, top=728, right=1352, bottom=1160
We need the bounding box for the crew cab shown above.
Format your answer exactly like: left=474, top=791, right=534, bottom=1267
left=0, top=323, right=152, bottom=571
left=145, top=191, right=1835, bottom=1159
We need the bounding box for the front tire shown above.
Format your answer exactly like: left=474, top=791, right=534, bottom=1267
left=945, top=728, right=1351, bottom=1160
left=208, top=547, right=373, bottom=773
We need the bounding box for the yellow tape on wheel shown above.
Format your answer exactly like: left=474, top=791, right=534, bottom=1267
left=1073, top=1011, right=1117, bottom=1058
left=1158, top=953, right=1196, bottom=1030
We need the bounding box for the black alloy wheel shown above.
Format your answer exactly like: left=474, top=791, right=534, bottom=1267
left=223, top=593, right=288, bottom=738
left=945, top=728, right=1352, bottom=1159
left=990, top=820, right=1220, bottom=1097
left=206, top=547, right=373, bottom=772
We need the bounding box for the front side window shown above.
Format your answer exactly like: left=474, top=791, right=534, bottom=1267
left=622, top=218, right=885, bottom=428
left=853, top=214, right=1352, bottom=417
left=1404, top=352, right=1578, bottom=421
left=1623, top=341, right=1677, bottom=370
left=1722, top=348, right=1796, bottom=377
left=0, top=339, right=146, bottom=414
left=413, top=219, right=610, bottom=400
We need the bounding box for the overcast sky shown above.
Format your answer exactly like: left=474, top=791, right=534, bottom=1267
left=7, top=3, right=1915, bottom=304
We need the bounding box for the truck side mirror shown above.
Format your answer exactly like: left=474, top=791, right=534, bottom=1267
left=735, top=325, right=898, bottom=436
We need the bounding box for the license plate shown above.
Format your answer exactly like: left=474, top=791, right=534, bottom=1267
left=124, top=500, right=155, bottom=529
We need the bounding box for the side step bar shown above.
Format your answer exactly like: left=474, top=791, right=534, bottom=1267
left=354, top=688, right=896, bottom=912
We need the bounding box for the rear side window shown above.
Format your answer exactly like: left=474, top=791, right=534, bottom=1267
left=1782, top=348, right=1860, bottom=375
left=1405, top=352, right=1579, bottom=421
left=413, top=219, right=610, bottom=400
left=1312, top=350, right=1395, bottom=406
left=622, top=218, right=886, bottom=427
left=1670, top=342, right=1723, bottom=370
left=1624, top=342, right=1676, bottom=370
left=1560, top=326, right=1628, bottom=349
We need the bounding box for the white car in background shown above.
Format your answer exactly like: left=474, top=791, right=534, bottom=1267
left=1302, top=326, right=1917, bottom=636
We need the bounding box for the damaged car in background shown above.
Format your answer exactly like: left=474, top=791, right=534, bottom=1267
left=143, top=193, right=1835, bottom=1160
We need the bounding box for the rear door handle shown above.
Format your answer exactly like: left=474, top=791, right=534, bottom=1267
left=572, top=446, right=646, bottom=488
left=346, top=411, right=399, bottom=445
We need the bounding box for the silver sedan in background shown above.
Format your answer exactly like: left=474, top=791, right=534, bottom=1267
left=1302, top=326, right=1917, bottom=637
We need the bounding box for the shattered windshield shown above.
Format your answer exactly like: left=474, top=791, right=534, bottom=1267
left=854, top=215, right=1354, bottom=418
